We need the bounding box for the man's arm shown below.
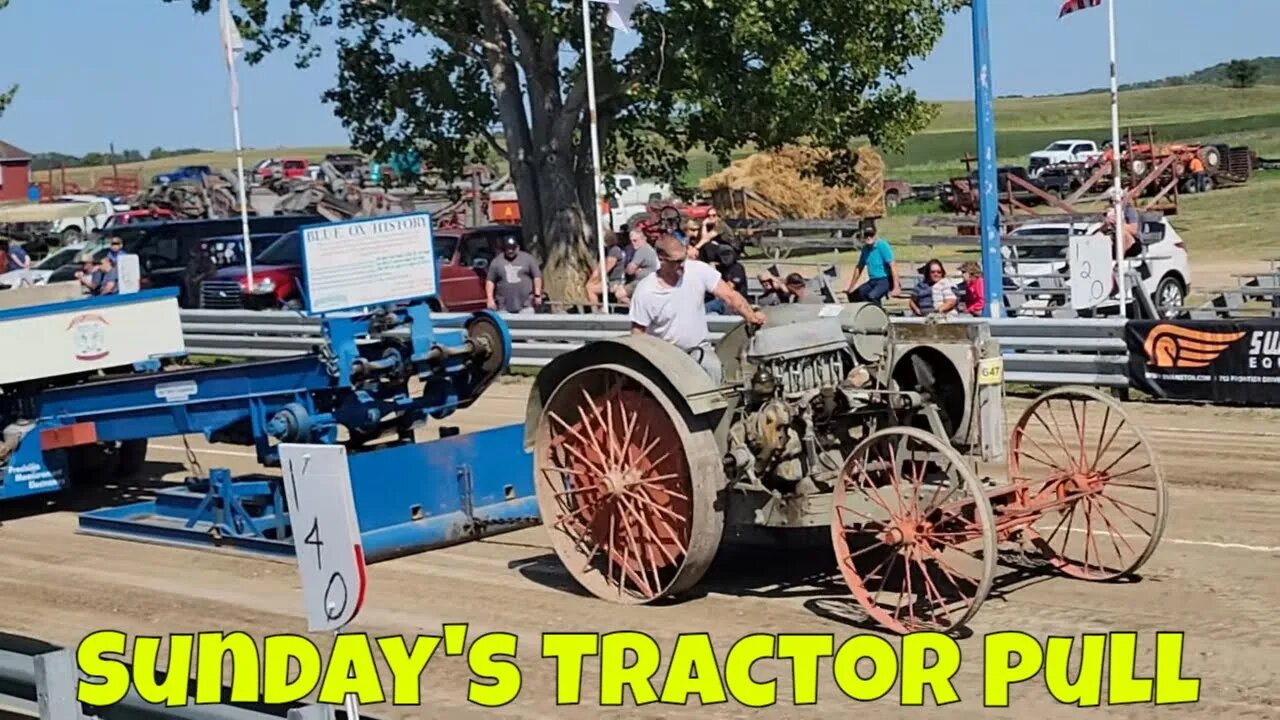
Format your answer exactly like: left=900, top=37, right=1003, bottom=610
left=484, top=279, right=497, bottom=308
left=711, top=279, right=765, bottom=325
left=630, top=322, right=647, bottom=336
left=887, top=261, right=900, bottom=295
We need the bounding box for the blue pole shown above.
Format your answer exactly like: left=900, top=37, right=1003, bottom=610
left=970, top=0, right=1003, bottom=318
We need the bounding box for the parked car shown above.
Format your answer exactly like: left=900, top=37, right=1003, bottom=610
left=44, top=215, right=326, bottom=306
left=200, top=224, right=527, bottom=311
left=1005, top=216, right=1191, bottom=318
left=0, top=240, right=92, bottom=289
left=99, top=208, right=177, bottom=232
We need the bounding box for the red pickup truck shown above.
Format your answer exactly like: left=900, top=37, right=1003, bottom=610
left=198, top=224, right=526, bottom=311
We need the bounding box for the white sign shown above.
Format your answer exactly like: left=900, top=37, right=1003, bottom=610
left=1069, top=234, right=1114, bottom=310
left=299, top=213, right=437, bottom=315
left=0, top=294, right=185, bottom=386
left=117, top=254, right=141, bottom=294
left=279, top=444, right=367, bottom=633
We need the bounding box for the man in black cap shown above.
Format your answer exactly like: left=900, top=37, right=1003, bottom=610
left=485, top=235, right=543, bottom=313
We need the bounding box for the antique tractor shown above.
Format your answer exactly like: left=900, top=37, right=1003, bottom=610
left=523, top=303, right=1167, bottom=634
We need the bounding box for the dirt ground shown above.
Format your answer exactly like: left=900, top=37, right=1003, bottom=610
left=1, top=377, right=1279, bottom=718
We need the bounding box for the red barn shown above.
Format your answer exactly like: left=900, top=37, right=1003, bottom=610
left=0, top=140, right=33, bottom=203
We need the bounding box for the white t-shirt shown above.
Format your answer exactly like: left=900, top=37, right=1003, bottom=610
left=628, top=259, right=722, bottom=351
left=931, top=278, right=958, bottom=315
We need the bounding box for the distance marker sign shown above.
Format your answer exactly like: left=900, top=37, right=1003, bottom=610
left=279, top=444, right=368, bottom=632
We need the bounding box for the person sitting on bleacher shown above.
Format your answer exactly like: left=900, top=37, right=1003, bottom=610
left=910, top=269, right=934, bottom=316
left=756, top=272, right=790, bottom=306
left=958, top=261, right=985, bottom=315
left=785, top=273, right=824, bottom=304
left=910, top=259, right=958, bottom=317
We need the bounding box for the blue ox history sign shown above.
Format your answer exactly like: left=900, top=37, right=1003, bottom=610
left=299, top=212, right=438, bottom=316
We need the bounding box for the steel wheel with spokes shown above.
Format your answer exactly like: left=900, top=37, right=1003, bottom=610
left=1010, top=386, right=1168, bottom=581
left=831, top=426, right=997, bottom=635
left=534, top=364, right=725, bottom=604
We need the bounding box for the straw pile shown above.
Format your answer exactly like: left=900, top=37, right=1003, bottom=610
left=699, top=145, right=886, bottom=220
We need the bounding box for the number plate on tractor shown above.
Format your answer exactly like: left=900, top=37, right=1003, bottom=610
left=978, top=357, right=1004, bottom=386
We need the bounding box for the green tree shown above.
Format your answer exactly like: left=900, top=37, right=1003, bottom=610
left=1224, top=59, right=1261, bottom=89
left=0, top=0, right=15, bottom=119
left=168, top=0, right=961, bottom=301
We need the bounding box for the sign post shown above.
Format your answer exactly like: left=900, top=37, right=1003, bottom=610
left=280, top=444, right=368, bottom=719
left=969, top=0, right=1004, bottom=318
left=1069, top=233, right=1113, bottom=311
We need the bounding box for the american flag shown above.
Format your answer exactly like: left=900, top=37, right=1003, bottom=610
left=1059, top=0, right=1103, bottom=18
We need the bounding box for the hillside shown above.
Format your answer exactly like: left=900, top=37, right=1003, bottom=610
left=1120, top=56, right=1280, bottom=90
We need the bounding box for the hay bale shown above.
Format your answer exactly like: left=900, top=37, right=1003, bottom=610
left=699, top=145, right=885, bottom=220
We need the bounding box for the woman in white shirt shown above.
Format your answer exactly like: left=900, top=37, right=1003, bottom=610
left=921, top=259, right=959, bottom=316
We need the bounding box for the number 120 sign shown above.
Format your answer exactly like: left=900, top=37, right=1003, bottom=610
left=280, top=444, right=368, bottom=632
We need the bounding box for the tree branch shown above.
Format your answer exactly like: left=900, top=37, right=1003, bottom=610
left=482, top=0, right=544, bottom=83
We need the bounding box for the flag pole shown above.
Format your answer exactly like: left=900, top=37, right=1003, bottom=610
left=1107, top=0, right=1125, bottom=315
left=222, top=0, right=253, bottom=289
left=581, top=0, right=610, bottom=313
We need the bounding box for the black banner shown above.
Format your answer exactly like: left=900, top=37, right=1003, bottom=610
left=1125, top=318, right=1280, bottom=406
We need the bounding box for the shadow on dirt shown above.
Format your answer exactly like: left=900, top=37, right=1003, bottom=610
left=0, top=460, right=186, bottom=524
left=508, top=538, right=1154, bottom=637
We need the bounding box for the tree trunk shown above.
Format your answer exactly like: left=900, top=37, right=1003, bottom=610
left=538, top=143, right=594, bottom=306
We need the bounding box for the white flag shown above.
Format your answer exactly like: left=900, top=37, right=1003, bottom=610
left=590, top=0, right=644, bottom=33
left=219, top=0, right=244, bottom=107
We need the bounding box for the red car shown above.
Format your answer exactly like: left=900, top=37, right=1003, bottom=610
left=101, top=208, right=176, bottom=229
left=199, top=224, right=526, bottom=311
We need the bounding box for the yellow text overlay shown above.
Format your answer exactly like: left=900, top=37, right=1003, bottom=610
left=75, top=628, right=1200, bottom=708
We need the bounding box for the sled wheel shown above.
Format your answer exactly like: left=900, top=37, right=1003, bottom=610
left=534, top=364, right=724, bottom=604
left=831, top=426, right=997, bottom=635
left=1010, top=386, right=1168, bottom=581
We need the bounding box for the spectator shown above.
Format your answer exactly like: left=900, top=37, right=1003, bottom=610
left=78, top=253, right=118, bottom=296
left=106, top=235, right=126, bottom=265
left=912, top=259, right=957, bottom=317
left=629, top=234, right=765, bottom=383
left=756, top=272, right=789, bottom=306
left=485, top=236, right=543, bottom=313
left=6, top=239, right=30, bottom=279
left=844, top=219, right=899, bottom=306
left=692, top=208, right=727, bottom=262
left=1100, top=187, right=1140, bottom=258
left=909, top=267, right=934, bottom=316
left=1189, top=155, right=1207, bottom=193
left=612, top=225, right=660, bottom=306
left=958, top=261, right=985, bottom=315
left=586, top=230, right=626, bottom=307
left=785, top=273, right=823, bottom=304
left=705, top=245, right=748, bottom=314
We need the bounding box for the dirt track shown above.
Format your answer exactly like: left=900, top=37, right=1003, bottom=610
left=2, top=377, right=1278, bottom=718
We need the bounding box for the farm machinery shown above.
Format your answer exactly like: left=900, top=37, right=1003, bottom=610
left=525, top=303, right=1168, bottom=634
left=1, top=214, right=539, bottom=562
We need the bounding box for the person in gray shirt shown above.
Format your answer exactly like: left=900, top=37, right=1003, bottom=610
left=486, top=236, right=543, bottom=313
left=612, top=226, right=659, bottom=306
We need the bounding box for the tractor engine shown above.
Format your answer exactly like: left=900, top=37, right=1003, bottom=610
left=726, top=315, right=885, bottom=495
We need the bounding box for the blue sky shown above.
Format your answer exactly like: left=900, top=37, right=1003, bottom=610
left=1, top=0, right=1277, bottom=155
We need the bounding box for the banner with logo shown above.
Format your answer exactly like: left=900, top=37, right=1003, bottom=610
left=1125, top=319, right=1280, bottom=405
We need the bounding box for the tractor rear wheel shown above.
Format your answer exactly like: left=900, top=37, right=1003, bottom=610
left=534, top=364, right=725, bottom=604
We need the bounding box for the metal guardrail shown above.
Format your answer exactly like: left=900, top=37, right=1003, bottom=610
left=177, top=309, right=1132, bottom=389
left=0, top=640, right=352, bottom=720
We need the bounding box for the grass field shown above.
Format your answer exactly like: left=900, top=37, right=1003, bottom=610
left=52, top=84, right=1280, bottom=190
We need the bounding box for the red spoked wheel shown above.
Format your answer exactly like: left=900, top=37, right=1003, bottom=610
left=831, top=427, right=997, bottom=635
left=1010, top=386, right=1168, bottom=581
left=534, top=365, right=725, bottom=604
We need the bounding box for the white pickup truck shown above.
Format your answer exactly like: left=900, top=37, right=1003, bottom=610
left=1027, top=140, right=1104, bottom=177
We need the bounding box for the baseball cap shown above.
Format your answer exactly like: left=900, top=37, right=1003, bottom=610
left=500, top=236, right=519, bottom=249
